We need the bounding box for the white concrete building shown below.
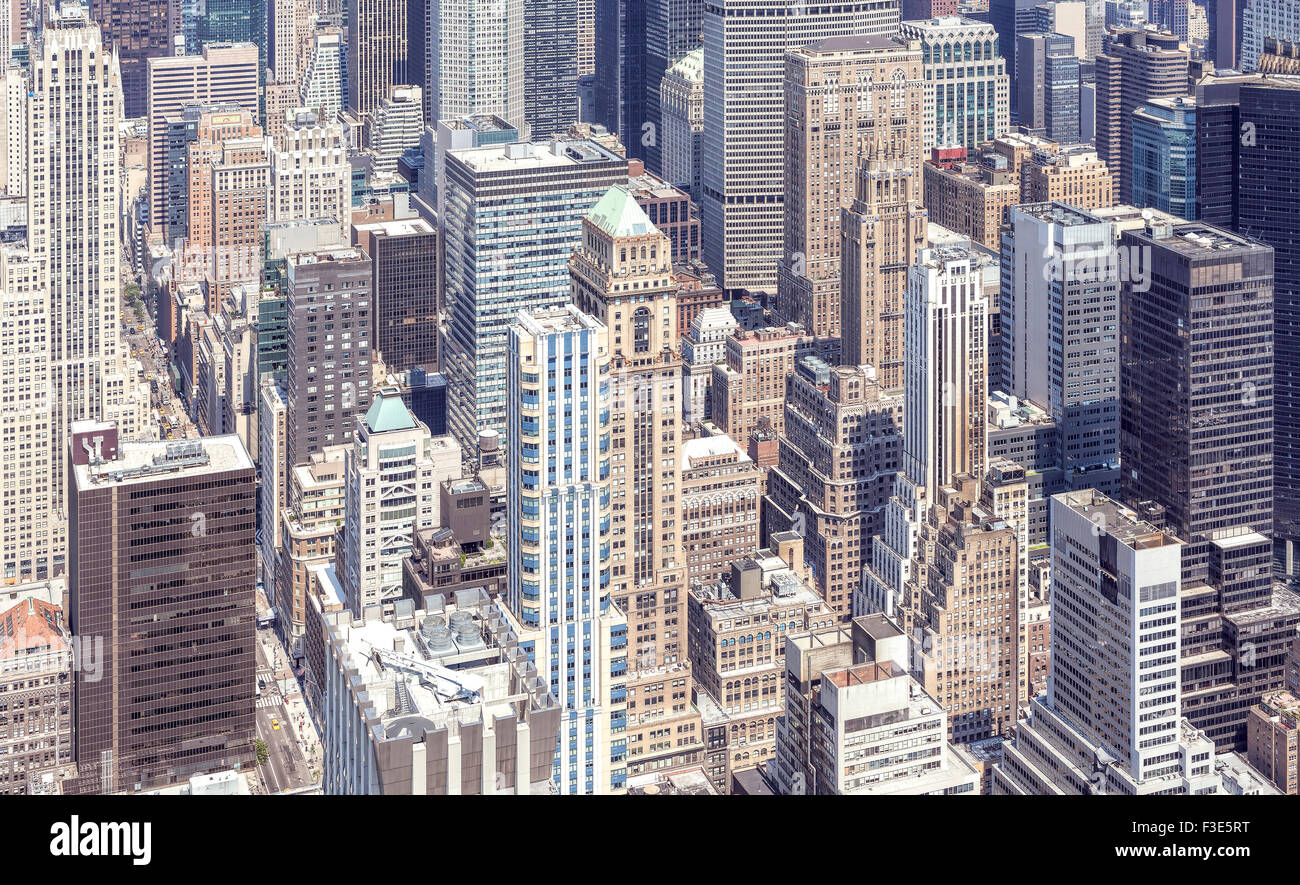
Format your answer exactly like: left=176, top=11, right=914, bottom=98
left=268, top=107, right=350, bottom=242
left=426, top=0, right=526, bottom=133
left=1242, top=0, right=1300, bottom=71
left=660, top=47, right=702, bottom=199
left=340, top=390, right=461, bottom=614
left=898, top=17, right=1011, bottom=151
left=681, top=306, right=737, bottom=424
left=369, top=85, right=424, bottom=173
left=993, top=490, right=1224, bottom=794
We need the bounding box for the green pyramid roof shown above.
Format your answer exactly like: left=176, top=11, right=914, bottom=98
left=587, top=185, right=656, bottom=238
left=365, top=391, right=417, bottom=432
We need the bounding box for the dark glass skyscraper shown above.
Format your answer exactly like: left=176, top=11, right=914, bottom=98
left=525, top=0, right=580, bottom=138
left=1196, top=75, right=1300, bottom=571
left=1120, top=219, right=1299, bottom=749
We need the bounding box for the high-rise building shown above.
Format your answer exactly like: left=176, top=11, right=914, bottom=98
left=346, top=0, right=409, bottom=119
left=1095, top=28, right=1188, bottom=204
left=351, top=217, right=438, bottom=373
left=193, top=0, right=268, bottom=91
left=687, top=542, right=831, bottom=792
left=700, top=0, right=899, bottom=294
left=319, top=590, right=563, bottom=794
left=1242, top=0, right=1300, bottom=71
left=840, top=139, right=929, bottom=387
left=710, top=325, right=811, bottom=449
left=300, top=28, right=345, bottom=120
left=681, top=306, right=736, bottom=423
left=284, top=248, right=374, bottom=465
left=1120, top=219, right=1300, bottom=749
left=988, top=0, right=1043, bottom=116
left=339, top=390, right=458, bottom=614
left=147, top=43, right=260, bottom=241
left=681, top=433, right=764, bottom=587
left=1032, top=0, right=1091, bottom=60
left=777, top=35, right=923, bottom=339
left=442, top=138, right=626, bottom=450
left=568, top=188, right=702, bottom=773
left=269, top=107, right=350, bottom=241
left=506, top=305, right=626, bottom=794
left=659, top=48, right=702, bottom=200
left=764, top=362, right=903, bottom=618
left=860, top=244, right=991, bottom=619
left=921, top=146, right=1021, bottom=252
left=0, top=245, right=53, bottom=584
left=0, top=593, right=72, bottom=794
left=1245, top=691, right=1300, bottom=794
left=1016, top=32, right=1081, bottom=144
left=900, top=17, right=1011, bottom=151
left=66, top=428, right=257, bottom=794
left=1132, top=96, right=1197, bottom=220
left=524, top=0, right=579, bottom=138
left=0, top=68, right=25, bottom=197
left=31, top=9, right=153, bottom=578
left=91, top=0, right=173, bottom=118
left=367, top=84, right=424, bottom=173
left=998, top=203, right=1121, bottom=494
left=1020, top=145, right=1113, bottom=208
left=426, top=0, right=525, bottom=133
left=992, top=489, right=1224, bottom=795
left=269, top=0, right=313, bottom=85
left=626, top=160, right=700, bottom=265
left=771, top=615, right=981, bottom=794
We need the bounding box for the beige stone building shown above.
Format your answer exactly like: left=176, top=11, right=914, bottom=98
left=777, top=34, right=923, bottom=338
left=765, top=363, right=902, bottom=618
left=909, top=475, right=1020, bottom=744
left=0, top=595, right=72, bottom=794
left=1021, top=146, right=1114, bottom=210
left=1246, top=691, right=1299, bottom=794
left=687, top=540, right=832, bottom=791
left=568, top=186, right=705, bottom=777
left=711, top=326, right=811, bottom=448
left=681, top=434, right=764, bottom=588
left=922, top=147, right=1019, bottom=251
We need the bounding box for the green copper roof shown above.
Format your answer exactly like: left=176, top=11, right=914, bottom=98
left=587, top=185, right=656, bottom=238
left=365, top=391, right=417, bottom=432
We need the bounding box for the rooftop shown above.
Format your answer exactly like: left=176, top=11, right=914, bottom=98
left=626, top=767, right=718, bottom=796
left=449, top=138, right=623, bottom=174
left=1055, top=489, right=1181, bottom=549
left=74, top=435, right=252, bottom=490
left=682, top=433, right=751, bottom=469
left=364, top=389, right=418, bottom=433
left=587, top=185, right=658, bottom=238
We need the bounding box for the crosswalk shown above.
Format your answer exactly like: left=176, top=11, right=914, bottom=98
left=256, top=696, right=283, bottom=711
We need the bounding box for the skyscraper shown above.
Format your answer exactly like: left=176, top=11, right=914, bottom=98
left=568, top=186, right=704, bottom=778
left=66, top=428, right=257, bottom=794
left=1120, top=218, right=1300, bottom=748
left=777, top=35, right=924, bottom=339
left=1095, top=28, right=1188, bottom=204
left=284, top=248, right=374, bottom=466
left=91, top=0, right=173, bottom=118
left=339, top=390, right=457, bottom=614
left=988, top=0, right=1042, bottom=116
left=506, top=305, right=626, bottom=794
left=346, top=0, right=409, bottom=119
left=861, top=244, right=991, bottom=619
left=700, top=0, right=899, bottom=294
left=524, top=0, right=579, bottom=138
left=992, top=490, right=1224, bottom=795
left=840, top=140, right=929, bottom=389
left=1132, top=96, right=1197, bottom=220
left=351, top=217, right=439, bottom=373
left=1016, top=32, right=1081, bottom=144
left=900, top=17, right=1011, bottom=151
left=147, top=43, right=260, bottom=241
left=442, top=138, right=626, bottom=451
left=32, top=8, right=153, bottom=577
left=998, top=203, right=1121, bottom=495
left=426, top=0, right=525, bottom=132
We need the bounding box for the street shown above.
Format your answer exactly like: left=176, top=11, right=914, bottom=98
left=253, top=630, right=318, bottom=793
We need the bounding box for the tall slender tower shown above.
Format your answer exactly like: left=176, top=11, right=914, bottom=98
left=346, top=0, right=409, bottom=119
left=91, top=0, right=173, bottom=118
left=507, top=306, right=626, bottom=794
left=569, top=186, right=706, bottom=778
left=778, top=34, right=923, bottom=339
left=840, top=137, right=928, bottom=390
left=31, top=6, right=151, bottom=576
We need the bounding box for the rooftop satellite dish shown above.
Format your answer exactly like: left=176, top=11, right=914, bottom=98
left=1141, top=208, right=1154, bottom=221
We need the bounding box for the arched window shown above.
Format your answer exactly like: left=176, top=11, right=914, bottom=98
left=633, top=307, right=651, bottom=353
